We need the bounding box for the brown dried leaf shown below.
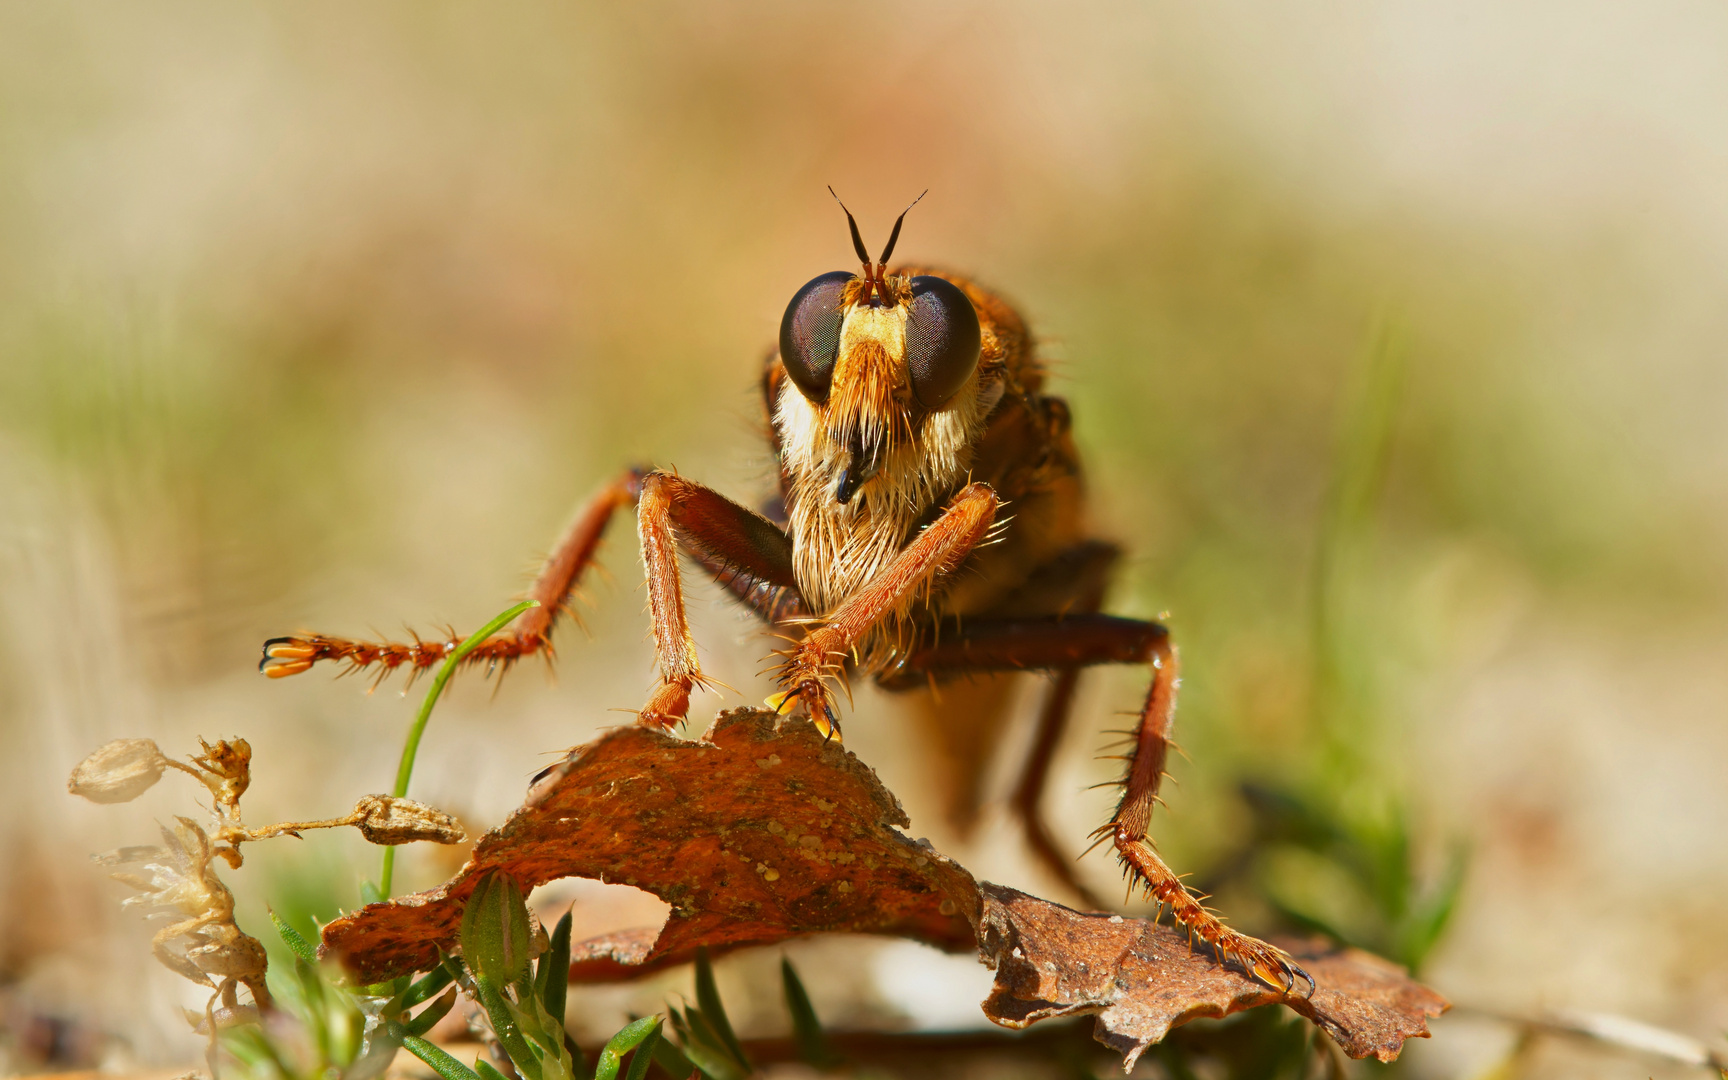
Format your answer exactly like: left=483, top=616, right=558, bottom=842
left=977, top=883, right=1449, bottom=1068
left=320, top=708, right=1445, bottom=1069
left=319, top=709, right=978, bottom=983
left=564, top=926, right=660, bottom=982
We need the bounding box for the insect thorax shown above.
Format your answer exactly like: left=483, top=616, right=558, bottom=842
left=774, top=367, right=1001, bottom=667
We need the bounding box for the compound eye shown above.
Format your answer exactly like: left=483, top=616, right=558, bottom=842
left=905, top=275, right=982, bottom=409
left=779, top=271, right=854, bottom=403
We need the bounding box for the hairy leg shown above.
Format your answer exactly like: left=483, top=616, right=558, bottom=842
left=901, top=540, right=1121, bottom=904
left=773, top=482, right=1000, bottom=738
left=637, top=470, right=802, bottom=727
left=897, top=612, right=1313, bottom=994
left=1101, top=635, right=1314, bottom=994
left=1011, top=666, right=1106, bottom=908
left=260, top=467, right=805, bottom=714
left=260, top=470, right=645, bottom=682
left=895, top=613, right=1164, bottom=674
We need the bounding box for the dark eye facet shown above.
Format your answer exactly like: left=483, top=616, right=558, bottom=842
left=779, top=271, right=853, bottom=402
left=904, top=275, right=982, bottom=409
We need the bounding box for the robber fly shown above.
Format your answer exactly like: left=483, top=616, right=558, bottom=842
left=260, top=192, right=1312, bottom=994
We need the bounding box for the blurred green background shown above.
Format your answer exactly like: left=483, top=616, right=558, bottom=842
left=3, top=3, right=1727, bottom=1077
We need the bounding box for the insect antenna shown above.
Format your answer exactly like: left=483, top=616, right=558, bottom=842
left=827, top=186, right=929, bottom=305
left=877, top=189, right=927, bottom=266
left=828, top=185, right=872, bottom=265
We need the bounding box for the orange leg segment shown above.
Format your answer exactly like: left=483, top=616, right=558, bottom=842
left=894, top=612, right=1312, bottom=994
left=260, top=470, right=645, bottom=683
left=636, top=470, right=802, bottom=728
left=773, top=482, right=1001, bottom=739
left=261, top=466, right=803, bottom=729
left=1099, top=637, right=1315, bottom=996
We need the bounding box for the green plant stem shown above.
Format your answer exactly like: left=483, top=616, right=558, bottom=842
left=379, top=599, right=537, bottom=899
left=403, top=1034, right=481, bottom=1080
left=1310, top=316, right=1405, bottom=790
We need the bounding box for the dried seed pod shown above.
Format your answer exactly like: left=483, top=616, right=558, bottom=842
left=350, top=795, right=466, bottom=846
left=68, top=739, right=172, bottom=803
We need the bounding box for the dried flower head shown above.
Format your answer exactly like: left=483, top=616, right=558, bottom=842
left=68, top=738, right=173, bottom=803
left=97, top=816, right=270, bottom=1007
left=350, top=795, right=467, bottom=846
left=189, top=737, right=252, bottom=821
left=73, top=730, right=468, bottom=1074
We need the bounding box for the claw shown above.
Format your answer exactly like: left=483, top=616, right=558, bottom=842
left=259, top=637, right=319, bottom=677
left=1237, top=944, right=1316, bottom=998
left=261, top=637, right=317, bottom=659
left=261, top=659, right=313, bottom=678
left=767, top=678, right=844, bottom=742
left=809, top=698, right=843, bottom=743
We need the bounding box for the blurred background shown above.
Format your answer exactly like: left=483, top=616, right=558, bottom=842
left=3, top=2, right=1726, bottom=1077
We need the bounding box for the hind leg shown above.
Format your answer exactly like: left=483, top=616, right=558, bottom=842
left=897, top=612, right=1312, bottom=994
left=1012, top=665, right=1102, bottom=908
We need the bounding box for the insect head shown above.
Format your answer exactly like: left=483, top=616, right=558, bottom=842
left=778, top=190, right=983, bottom=412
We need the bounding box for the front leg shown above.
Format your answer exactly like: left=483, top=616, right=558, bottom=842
left=774, top=482, right=1000, bottom=740
left=635, top=470, right=804, bottom=728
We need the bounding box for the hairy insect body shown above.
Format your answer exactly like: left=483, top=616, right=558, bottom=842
left=774, top=270, right=1021, bottom=661
left=260, top=203, right=1312, bottom=996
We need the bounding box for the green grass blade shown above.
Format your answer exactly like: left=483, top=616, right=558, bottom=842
left=397, top=964, right=455, bottom=1013
left=680, top=1005, right=720, bottom=1053
left=674, top=1039, right=745, bottom=1080
left=592, top=1016, right=663, bottom=1080
left=1266, top=898, right=1354, bottom=951
left=474, top=973, right=544, bottom=1080
left=650, top=1038, right=696, bottom=1080
left=1366, top=809, right=1414, bottom=922
left=692, top=948, right=748, bottom=1072
left=1311, top=317, right=1408, bottom=778
left=622, top=1021, right=662, bottom=1080
left=509, top=993, right=566, bottom=1064
left=406, top=986, right=460, bottom=1038
left=475, top=1060, right=512, bottom=1080
left=780, top=958, right=836, bottom=1068
left=678, top=1006, right=745, bottom=1080
left=268, top=907, right=319, bottom=964
left=380, top=599, right=537, bottom=898
left=1399, top=841, right=1469, bottom=971
left=402, top=1035, right=481, bottom=1080
left=540, top=908, right=573, bottom=1026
